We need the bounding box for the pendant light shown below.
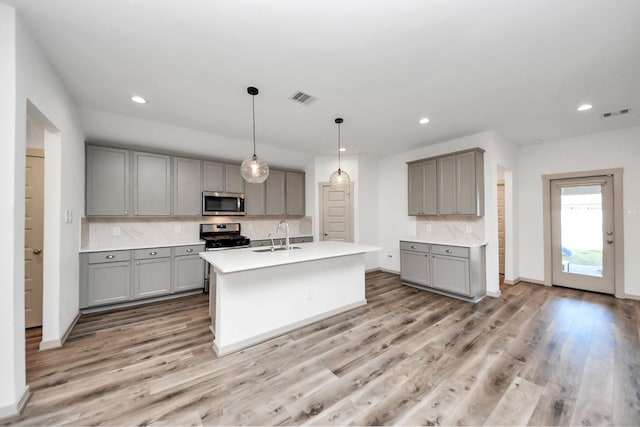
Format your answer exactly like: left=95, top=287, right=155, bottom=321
left=240, top=86, right=269, bottom=183
left=329, top=117, right=350, bottom=187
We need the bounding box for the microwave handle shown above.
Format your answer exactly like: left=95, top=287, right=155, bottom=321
left=238, top=197, right=241, bottom=211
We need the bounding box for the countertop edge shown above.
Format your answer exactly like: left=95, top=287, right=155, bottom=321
left=400, top=238, right=487, bottom=248
left=79, top=241, right=205, bottom=253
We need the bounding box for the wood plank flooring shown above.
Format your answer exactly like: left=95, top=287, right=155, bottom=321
left=6, top=271, right=640, bottom=426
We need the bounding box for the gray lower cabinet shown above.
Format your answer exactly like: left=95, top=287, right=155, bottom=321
left=80, top=244, right=205, bottom=310
left=173, top=157, right=202, bottom=216
left=266, top=170, right=286, bottom=215
left=291, top=236, right=313, bottom=244
left=399, top=241, right=430, bottom=286
left=285, top=171, right=305, bottom=216
left=250, top=236, right=312, bottom=247
left=173, top=244, right=205, bottom=292
left=132, top=247, right=172, bottom=299
left=400, top=240, right=486, bottom=302
left=132, top=151, right=172, bottom=216
left=81, top=250, right=131, bottom=307
left=86, top=145, right=130, bottom=216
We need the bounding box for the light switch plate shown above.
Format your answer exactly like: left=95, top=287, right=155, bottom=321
left=113, top=227, right=121, bottom=236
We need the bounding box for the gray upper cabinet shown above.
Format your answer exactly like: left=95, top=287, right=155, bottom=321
left=285, top=171, right=305, bottom=216
left=437, top=155, right=457, bottom=215
left=203, top=161, right=225, bottom=192
left=86, top=145, right=130, bottom=216
left=408, top=148, right=484, bottom=216
left=245, top=182, right=266, bottom=216
left=225, top=164, right=245, bottom=193
left=407, top=159, right=436, bottom=216
left=132, top=151, right=172, bottom=216
left=266, top=170, right=286, bottom=216
left=173, top=157, right=202, bottom=216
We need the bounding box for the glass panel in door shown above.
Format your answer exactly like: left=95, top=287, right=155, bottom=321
left=551, top=176, right=614, bottom=294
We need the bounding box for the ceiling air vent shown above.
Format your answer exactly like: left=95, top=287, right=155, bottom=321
left=603, top=108, right=630, bottom=118
left=290, top=91, right=316, bottom=105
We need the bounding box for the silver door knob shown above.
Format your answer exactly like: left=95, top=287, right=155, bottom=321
left=607, top=239, right=613, bottom=244
left=33, top=248, right=42, bottom=255
left=324, top=233, right=328, bottom=236
left=606, top=231, right=613, bottom=236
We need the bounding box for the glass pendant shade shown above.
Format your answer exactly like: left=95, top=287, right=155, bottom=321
left=242, top=86, right=269, bottom=183
left=330, top=117, right=350, bottom=187
left=330, top=168, right=350, bottom=187
left=241, top=154, right=269, bottom=183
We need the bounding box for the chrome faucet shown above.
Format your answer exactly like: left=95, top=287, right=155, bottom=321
left=276, top=220, right=290, bottom=250
left=268, top=233, right=275, bottom=252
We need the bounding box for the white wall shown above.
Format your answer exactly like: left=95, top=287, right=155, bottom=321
left=0, top=4, right=26, bottom=417
left=17, top=14, right=87, bottom=349
left=517, top=125, right=640, bottom=297
left=376, top=131, right=519, bottom=297
left=80, top=108, right=313, bottom=170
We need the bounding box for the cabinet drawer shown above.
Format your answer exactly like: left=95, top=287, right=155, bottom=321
left=431, top=245, right=469, bottom=258
left=400, top=241, right=429, bottom=253
left=88, top=250, right=131, bottom=264
left=174, top=244, right=205, bottom=257
left=133, top=247, right=171, bottom=260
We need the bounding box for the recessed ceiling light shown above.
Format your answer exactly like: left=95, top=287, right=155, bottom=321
left=130, top=95, right=147, bottom=104
left=577, top=104, right=592, bottom=111
left=418, top=117, right=430, bottom=125
left=339, top=147, right=346, bottom=152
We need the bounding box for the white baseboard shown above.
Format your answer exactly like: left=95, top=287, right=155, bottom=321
left=214, top=299, right=367, bottom=357
left=503, top=277, right=520, bottom=285
left=486, top=290, right=502, bottom=298
left=377, top=267, right=400, bottom=275
left=0, top=385, right=31, bottom=421
left=623, top=293, right=640, bottom=301
left=517, top=277, right=545, bottom=286
left=40, top=311, right=81, bottom=351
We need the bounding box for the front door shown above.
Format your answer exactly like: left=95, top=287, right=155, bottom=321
left=551, top=175, right=615, bottom=294
left=320, top=183, right=353, bottom=242
left=25, top=149, right=45, bottom=327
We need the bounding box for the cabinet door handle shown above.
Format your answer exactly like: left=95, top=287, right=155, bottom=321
left=136, top=261, right=140, bottom=265
left=186, top=248, right=194, bottom=252
left=149, top=251, right=158, bottom=255
left=106, top=255, right=115, bottom=259
left=445, top=249, right=452, bottom=253
left=124, top=211, right=128, bottom=214
left=125, top=263, right=129, bottom=267
left=410, top=245, right=416, bottom=249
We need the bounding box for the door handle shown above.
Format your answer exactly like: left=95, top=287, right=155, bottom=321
left=33, top=248, right=42, bottom=255
left=606, top=231, right=613, bottom=236
left=324, top=233, right=328, bottom=236
left=607, top=239, right=613, bottom=244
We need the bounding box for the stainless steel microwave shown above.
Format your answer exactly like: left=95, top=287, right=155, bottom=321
left=202, top=192, right=246, bottom=216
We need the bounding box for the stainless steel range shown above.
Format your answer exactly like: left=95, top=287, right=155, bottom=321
left=200, top=223, right=250, bottom=292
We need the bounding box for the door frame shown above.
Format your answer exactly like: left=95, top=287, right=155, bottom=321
left=318, top=182, right=354, bottom=242
left=542, top=168, right=624, bottom=297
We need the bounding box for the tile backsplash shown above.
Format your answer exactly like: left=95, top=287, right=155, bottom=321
left=81, top=216, right=312, bottom=250
left=415, top=216, right=485, bottom=242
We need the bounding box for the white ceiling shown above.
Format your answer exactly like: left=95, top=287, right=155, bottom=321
left=7, top=0, right=640, bottom=156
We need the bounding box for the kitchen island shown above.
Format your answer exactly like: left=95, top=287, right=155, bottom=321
left=200, top=241, right=380, bottom=356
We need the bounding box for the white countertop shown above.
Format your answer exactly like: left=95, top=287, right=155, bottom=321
left=200, top=241, right=381, bottom=273
left=400, top=236, right=487, bottom=248
left=79, top=241, right=205, bottom=253
left=250, top=234, right=313, bottom=241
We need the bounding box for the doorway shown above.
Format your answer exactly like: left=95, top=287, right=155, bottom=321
left=25, top=149, right=44, bottom=327
left=319, top=182, right=354, bottom=242
left=543, top=169, right=624, bottom=296
left=497, top=180, right=505, bottom=276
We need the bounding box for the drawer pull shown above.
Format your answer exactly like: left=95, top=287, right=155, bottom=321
left=186, top=248, right=194, bottom=253
left=411, top=245, right=416, bottom=249
left=136, top=261, right=140, bottom=265
left=149, top=251, right=158, bottom=256
left=446, top=249, right=453, bottom=253
left=106, top=255, right=115, bottom=259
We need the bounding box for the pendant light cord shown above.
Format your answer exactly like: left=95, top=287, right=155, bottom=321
left=337, top=121, right=341, bottom=172
left=252, top=94, right=256, bottom=157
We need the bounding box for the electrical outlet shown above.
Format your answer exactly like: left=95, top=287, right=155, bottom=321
left=174, top=225, right=181, bottom=233
left=113, top=227, right=121, bottom=236
left=425, top=223, right=432, bottom=232
left=465, top=225, right=472, bottom=234
left=306, top=288, right=313, bottom=301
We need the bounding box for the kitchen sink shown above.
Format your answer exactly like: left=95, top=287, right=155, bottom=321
left=253, top=246, right=301, bottom=253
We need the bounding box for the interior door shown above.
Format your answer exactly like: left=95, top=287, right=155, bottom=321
left=551, top=175, right=614, bottom=294
left=320, top=183, right=353, bottom=242
left=25, top=150, right=44, bottom=328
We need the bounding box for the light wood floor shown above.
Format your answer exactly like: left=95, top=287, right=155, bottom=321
left=7, top=271, right=640, bottom=426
